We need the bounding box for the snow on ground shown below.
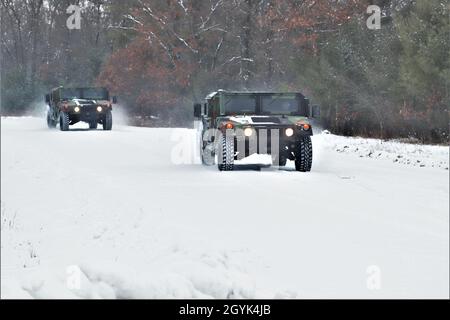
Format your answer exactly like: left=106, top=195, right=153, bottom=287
left=1, top=117, right=449, bottom=299
left=320, top=131, right=449, bottom=170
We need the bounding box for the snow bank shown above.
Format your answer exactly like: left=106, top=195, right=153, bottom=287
left=1, top=250, right=257, bottom=299
left=317, top=131, right=449, bottom=170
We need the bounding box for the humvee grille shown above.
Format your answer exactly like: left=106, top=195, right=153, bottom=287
left=78, top=105, right=97, bottom=113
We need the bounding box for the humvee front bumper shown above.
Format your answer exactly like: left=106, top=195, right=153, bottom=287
left=223, top=125, right=312, bottom=159
left=67, top=105, right=111, bottom=122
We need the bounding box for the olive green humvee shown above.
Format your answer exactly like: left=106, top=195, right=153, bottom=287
left=194, top=90, right=320, bottom=171
left=45, top=87, right=117, bottom=131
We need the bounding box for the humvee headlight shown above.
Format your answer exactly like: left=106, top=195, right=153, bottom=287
left=74, top=106, right=80, bottom=113
left=96, top=106, right=103, bottom=112
left=244, top=128, right=253, bottom=137
left=285, top=128, right=294, bottom=137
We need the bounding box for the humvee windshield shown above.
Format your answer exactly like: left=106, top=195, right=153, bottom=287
left=61, top=88, right=81, bottom=99
left=60, top=88, right=109, bottom=100
left=261, top=94, right=299, bottom=115
left=224, top=95, right=256, bottom=114
left=83, top=88, right=109, bottom=100
left=222, top=93, right=301, bottom=115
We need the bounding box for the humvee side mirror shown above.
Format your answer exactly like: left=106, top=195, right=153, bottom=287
left=312, top=105, right=320, bottom=118
left=194, top=103, right=202, bottom=118
left=112, top=96, right=118, bottom=104
left=45, top=94, right=50, bottom=104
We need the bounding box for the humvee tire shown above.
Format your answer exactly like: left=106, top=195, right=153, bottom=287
left=47, top=112, right=57, bottom=129
left=201, top=144, right=216, bottom=166
left=218, top=133, right=234, bottom=171
left=294, top=136, right=312, bottom=172
left=60, top=112, right=70, bottom=131
left=89, top=121, right=98, bottom=129
left=103, top=111, right=112, bottom=130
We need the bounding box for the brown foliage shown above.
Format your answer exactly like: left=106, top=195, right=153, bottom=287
left=97, top=0, right=364, bottom=117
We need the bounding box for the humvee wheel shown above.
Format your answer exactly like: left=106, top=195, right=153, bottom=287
left=89, top=121, right=98, bottom=129
left=47, top=111, right=57, bottom=129
left=59, top=112, right=70, bottom=131
left=294, top=136, right=312, bottom=172
left=217, top=132, right=234, bottom=171
left=103, top=111, right=112, bottom=130
left=202, top=143, right=216, bottom=165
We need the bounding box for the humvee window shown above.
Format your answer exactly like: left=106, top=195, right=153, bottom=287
left=261, top=95, right=299, bottom=115
left=61, top=88, right=81, bottom=100
left=224, top=95, right=256, bottom=114
left=83, top=88, right=109, bottom=100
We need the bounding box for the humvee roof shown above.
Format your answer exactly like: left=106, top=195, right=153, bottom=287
left=205, top=90, right=306, bottom=100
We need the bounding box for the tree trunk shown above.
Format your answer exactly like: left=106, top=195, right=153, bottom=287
left=240, top=0, right=254, bottom=89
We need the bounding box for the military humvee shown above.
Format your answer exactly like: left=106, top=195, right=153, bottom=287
left=45, top=87, right=117, bottom=131
left=194, top=90, right=320, bottom=171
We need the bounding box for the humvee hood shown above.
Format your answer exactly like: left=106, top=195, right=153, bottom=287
left=226, top=115, right=308, bottom=126
left=66, top=99, right=110, bottom=106
left=227, top=115, right=282, bottom=125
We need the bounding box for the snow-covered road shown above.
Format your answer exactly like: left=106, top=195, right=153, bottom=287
left=1, top=117, right=448, bottom=298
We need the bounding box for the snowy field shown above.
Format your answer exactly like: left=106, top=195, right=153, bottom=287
left=1, top=117, right=448, bottom=299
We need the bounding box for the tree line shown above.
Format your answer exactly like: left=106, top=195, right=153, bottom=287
left=1, top=0, right=448, bottom=143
